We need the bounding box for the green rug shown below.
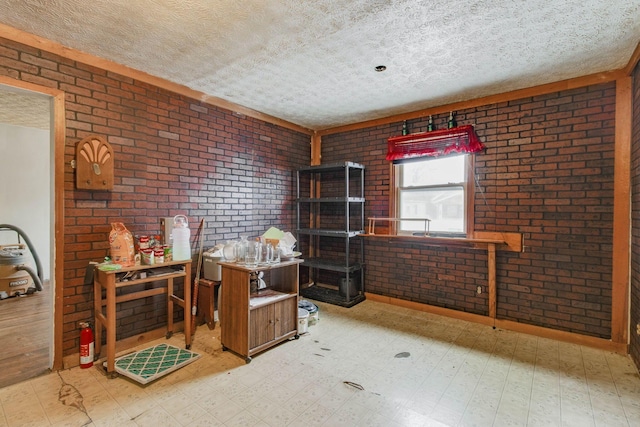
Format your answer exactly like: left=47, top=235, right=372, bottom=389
left=109, top=343, right=200, bottom=384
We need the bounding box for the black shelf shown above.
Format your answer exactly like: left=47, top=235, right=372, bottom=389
left=301, top=258, right=363, bottom=273
left=296, top=162, right=365, bottom=307
left=297, top=228, right=363, bottom=238
left=297, top=161, right=365, bottom=173
left=301, top=286, right=366, bottom=308
left=297, top=197, right=365, bottom=203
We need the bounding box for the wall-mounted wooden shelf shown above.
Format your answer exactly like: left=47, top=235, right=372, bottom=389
left=362, top=231, right=523, bottom=321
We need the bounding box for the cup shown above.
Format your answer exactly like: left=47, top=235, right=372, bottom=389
left=264, top=243, right=274, bottom=264
left=245, top=241, right=260, bottom=267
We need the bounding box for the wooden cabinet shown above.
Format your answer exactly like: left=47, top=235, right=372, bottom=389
left=93, top=260, right=192, bottom=375
left=219, top=259, right=302, bottom=363
left=249, top=299, right=296, bottom=349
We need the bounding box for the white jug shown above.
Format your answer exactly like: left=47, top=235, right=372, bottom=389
left=172, top=215, right=191, bottom=261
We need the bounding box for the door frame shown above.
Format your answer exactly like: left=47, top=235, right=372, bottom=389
left=0, top=75, right=65, bottom=370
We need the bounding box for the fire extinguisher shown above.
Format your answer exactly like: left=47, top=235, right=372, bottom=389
left=79, top=321, right=94, bottom=369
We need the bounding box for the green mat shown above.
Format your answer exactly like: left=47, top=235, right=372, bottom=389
left=109, top=343, right=200, bottom=384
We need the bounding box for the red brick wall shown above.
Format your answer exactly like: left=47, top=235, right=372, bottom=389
left=322, top=83, right=617, bottom=338
left=631, top=62, right=640, bottom=367
left=0, top=37, right=310, bottom=356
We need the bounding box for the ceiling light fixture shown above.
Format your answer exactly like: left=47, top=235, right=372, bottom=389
left=375, top=65, right=387, bottom=72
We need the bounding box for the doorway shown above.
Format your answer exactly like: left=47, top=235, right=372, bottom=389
left=0, top=78, right=65, bottom=386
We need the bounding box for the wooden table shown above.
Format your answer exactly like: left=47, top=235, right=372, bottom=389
left=93, top=260, right=192, bottom=375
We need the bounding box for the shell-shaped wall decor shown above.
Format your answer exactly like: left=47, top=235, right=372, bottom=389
left=75, top=135, right=114, bottom=190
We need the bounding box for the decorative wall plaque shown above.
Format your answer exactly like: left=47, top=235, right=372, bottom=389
left=75, top=135, right=114, bottom=190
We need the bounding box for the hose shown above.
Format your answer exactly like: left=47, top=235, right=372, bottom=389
left=16, top=264, right=43, bottom=292
left=0, top=224, right=43, bottom=283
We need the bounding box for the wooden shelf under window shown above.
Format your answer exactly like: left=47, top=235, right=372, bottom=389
left=361, top=231, right=523, bottom=322
left=361, top=231, right=523, bottom=253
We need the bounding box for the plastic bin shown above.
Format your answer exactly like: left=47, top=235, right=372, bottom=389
left=298, top=308, right=309, bottom=334
left=202, top=253, right=222, bottom=281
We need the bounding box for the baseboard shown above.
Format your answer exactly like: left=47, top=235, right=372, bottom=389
left=365, top=293, right=629, bottom=355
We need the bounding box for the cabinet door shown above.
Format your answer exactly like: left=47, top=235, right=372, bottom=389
left=250, top=305, right=275, bottom=349
left=274, top=298, right=296, bottom=339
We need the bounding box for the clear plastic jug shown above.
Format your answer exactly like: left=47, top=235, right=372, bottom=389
left=172, top=215, right=191, bottom=261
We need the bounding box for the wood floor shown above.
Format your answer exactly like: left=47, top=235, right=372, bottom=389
left=0, top=282, right=50, bottom=389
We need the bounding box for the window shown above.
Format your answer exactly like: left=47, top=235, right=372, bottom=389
left=395, top=154, right=472, bottom=236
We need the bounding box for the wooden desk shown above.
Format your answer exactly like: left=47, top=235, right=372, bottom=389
left=93, top=260, right=192, bottom=375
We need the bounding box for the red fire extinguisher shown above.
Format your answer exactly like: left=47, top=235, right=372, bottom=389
left=79, top=321, right=94, bottom=369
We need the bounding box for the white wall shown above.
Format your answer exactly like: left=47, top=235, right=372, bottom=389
left=0, top=123, right=51, bottom=280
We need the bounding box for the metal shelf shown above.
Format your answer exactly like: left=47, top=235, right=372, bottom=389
left=297, top=197, right=365, bottom=203
left=297, top=161, right=364, bottom=173
left=297, top=228, right=363, bottom=238
left=296, top=162, right=365, bottom=306
left=301, top=258, right=363, bottom=273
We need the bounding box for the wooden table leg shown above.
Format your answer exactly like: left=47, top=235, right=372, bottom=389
left=167, top=277, right=174, bottom=338
left=184, top=262, right=191, bottom=348
left=93, top=276, right=102, bottom=359
left=488, top=243, right=497, bottom=320
left=106, top=277, right=116, bottom=374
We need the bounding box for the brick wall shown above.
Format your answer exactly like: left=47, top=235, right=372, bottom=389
left=322, top=83, right=616, bottom=338
left=631, top=63, right=640, bottom=367
left=0, top=37, right=310, bottom=356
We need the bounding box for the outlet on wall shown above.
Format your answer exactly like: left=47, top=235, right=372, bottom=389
left=637, top=323, right=640, bottom=335
left=476, top=286, right=482, bottom=294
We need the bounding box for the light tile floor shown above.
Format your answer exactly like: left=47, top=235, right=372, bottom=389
left=1, top=299, right=639, bottom=426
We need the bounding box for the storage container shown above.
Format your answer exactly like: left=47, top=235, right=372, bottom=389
left=202, top=253, right=222, bottom=281
left=298, top=308, right=309, bottom=334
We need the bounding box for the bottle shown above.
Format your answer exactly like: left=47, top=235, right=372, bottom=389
left=237, top=235, right=248, bottom=263
left=223, top=240, right=238, bottom=262
left=447, top=112, right=457, bottom=129
left=172, top=215, right=191, bottom=261
left=402, top=121, right=408, bottom=135
left=427, top=115, right=435, bottom=132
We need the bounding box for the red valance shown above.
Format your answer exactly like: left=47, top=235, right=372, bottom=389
left=386, top=124, right=485, bottom=162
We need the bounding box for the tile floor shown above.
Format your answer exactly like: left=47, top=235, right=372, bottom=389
left=1, top=299, right=639, bottom=427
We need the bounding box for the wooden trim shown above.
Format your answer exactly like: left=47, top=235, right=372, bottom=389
left=310, top=133, right=321, bottom=165
left=389, top=164, right=397, bottom=233
left=317, top=70, right=624, bottom=136
left=466, top=155, right=476, bottom=235
left=0, top=75, right=66, bottom=371
left=0, top=23, right=313, bottom=136
left=366, top=293, right=628, bottom=354
left=611, top=77, right=632, bottom=345
left=52, top=90, right=65, bottom=371
left=0, top=75, right=61, bottom=98
left=623, top=41, right=640, bottom=76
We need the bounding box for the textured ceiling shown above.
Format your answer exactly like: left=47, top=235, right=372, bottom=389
left=0, top=0, right=639, bottom=130
left=0, top=88, right=50, bottom=130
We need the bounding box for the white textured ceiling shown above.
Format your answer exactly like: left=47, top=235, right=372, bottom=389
left=0, top=88, right=50, bottom=130
left=1, top=0, right=639, bottom=130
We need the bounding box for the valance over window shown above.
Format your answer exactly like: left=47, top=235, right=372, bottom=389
left=386, top=124, right=485, bottom=162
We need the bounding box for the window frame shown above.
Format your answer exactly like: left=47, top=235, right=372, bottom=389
left=390, top=154, right=476, bottom=237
